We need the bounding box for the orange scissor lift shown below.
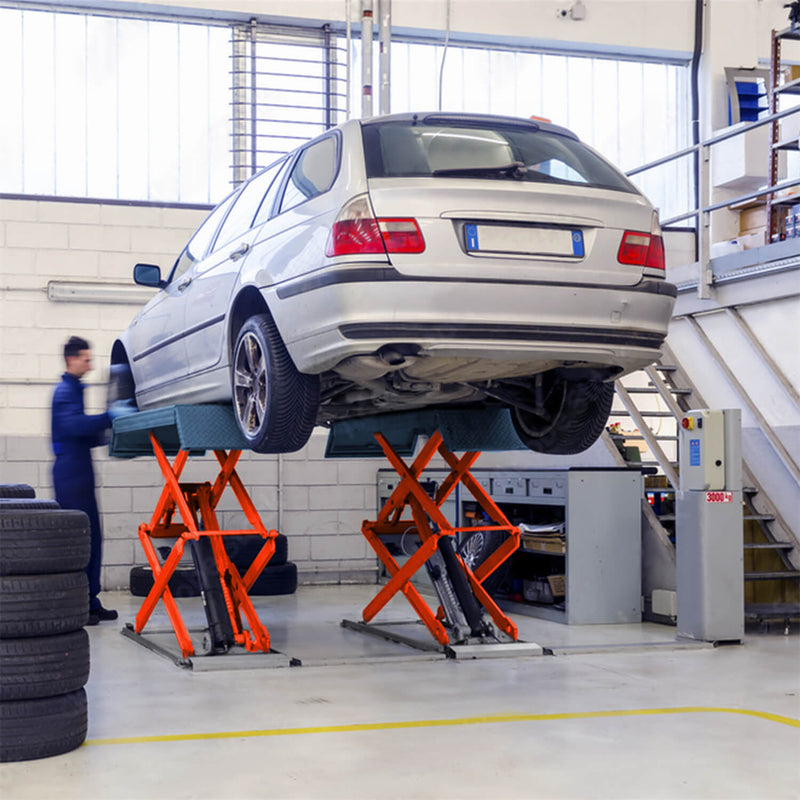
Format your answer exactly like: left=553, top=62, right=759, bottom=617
left=344, top=430, right=541, bottom=657
left=112, top=405, right=284, bottom=666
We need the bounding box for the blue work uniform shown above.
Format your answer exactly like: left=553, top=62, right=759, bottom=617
left=51, top=373, right=111, bottom=612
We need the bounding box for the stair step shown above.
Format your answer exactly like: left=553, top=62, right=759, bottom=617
left=608, top=410, right=676, bottom=417
left=744, top=542, right=793, bottom=550
left=618, top=434, right=678, bottom=441
left=743, top=487, right=758, bottom=495
left=655, top=364, right=678, bottom=372
left=657, top=514, right=676, bottom=522
left=745, top=602, right=800, bottom=617
left=744, top=571, right=800, bottom=580
left=621, top=387, right=692, bottom=395
left=743, top=514, right=776, bottom=522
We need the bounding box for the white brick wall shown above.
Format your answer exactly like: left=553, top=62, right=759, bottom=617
left=1, top=196, right=589, bottom=592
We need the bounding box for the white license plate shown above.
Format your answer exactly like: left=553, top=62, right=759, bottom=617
left=465, top=224, right=584, bottom=257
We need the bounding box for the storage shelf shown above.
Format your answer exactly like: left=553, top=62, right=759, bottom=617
left=775, top=76, right=800, bottom=95
left=744, top=542, right=793, bottom=550
left=475, top=468, right=642, bottom=625
left=772, top=198, right=800, bottom=207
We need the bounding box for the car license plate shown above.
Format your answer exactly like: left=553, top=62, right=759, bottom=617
left=465, top=224, right=584, bottom=257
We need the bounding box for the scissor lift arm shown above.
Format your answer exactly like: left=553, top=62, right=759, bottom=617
left=111, top=406, right=277, bottom=659
left=359, top=431, right=521, bottom=647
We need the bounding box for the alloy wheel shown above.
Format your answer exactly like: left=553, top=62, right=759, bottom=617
left=233, top=331, right=267, bottom=435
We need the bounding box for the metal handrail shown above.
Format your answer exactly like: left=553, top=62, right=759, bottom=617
left=662, top=176, right=800, bottom=226
left=625, top=97, right=800, bottom=297
left=627, top=105, right=800, bottom=177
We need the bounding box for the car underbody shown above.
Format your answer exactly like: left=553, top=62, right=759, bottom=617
left=316, top=351, right=621, bottom=425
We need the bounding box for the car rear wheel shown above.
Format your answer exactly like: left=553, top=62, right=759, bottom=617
left=232, top=313, right=319, bottom=453
left=510, top=377, right=614, bottom=455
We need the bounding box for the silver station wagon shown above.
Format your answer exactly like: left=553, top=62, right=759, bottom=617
left=112, top=112, right=676, bottom=454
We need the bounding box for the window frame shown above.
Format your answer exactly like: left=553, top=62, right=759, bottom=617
left=209, top=159, right=287, bottom=253
left=167, top=189, right=239, bottom=284
left=273, top=131, right=342, bottom=217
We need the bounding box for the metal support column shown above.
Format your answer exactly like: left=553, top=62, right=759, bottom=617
left=361, top=0, right=374, bottom=117
left=231, top=24, right=250, bottom=186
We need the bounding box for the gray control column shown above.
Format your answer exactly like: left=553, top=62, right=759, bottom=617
left=676, top=408, right=743, bottom=643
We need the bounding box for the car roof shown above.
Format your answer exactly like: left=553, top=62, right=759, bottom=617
left=357, top=112, right=579, bottom=141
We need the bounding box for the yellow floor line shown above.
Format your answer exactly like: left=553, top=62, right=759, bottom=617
left=84, top=706, right=800, bottom=747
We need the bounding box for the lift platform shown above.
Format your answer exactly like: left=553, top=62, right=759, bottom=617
left=346, top=431, right=542, bottom=658
left=111, top=405, right=280, bottom=663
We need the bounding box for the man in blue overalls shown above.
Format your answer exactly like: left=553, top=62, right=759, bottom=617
left=52, top=336, right=120, bottom=625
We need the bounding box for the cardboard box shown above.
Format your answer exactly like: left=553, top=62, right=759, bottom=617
left=738, top=204, right=766, bottom=235
left=712, top=124, right=785, bottom=191
left=521, top=535, right=566, bottom=554
left=740, top=230, right=765, bottom=249
left=547, top=574, right=566, bottom=597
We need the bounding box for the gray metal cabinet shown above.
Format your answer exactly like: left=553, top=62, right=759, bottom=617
left=472, top=468, right=642, bottom=624
left=375, top=467, right=642, bottom=624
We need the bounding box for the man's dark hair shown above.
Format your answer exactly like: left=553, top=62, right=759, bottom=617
left=64, top=336, right=90, bottom=361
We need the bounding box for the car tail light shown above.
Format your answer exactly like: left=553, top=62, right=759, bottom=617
left=326, top=195, right=425, bottom=257
left=377, top=218, right=425, bottom=253
left=617, top=231, right=665, bottom=270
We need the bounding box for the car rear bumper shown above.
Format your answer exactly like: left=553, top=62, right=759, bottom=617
left=267, top=269, right=676, bottom=377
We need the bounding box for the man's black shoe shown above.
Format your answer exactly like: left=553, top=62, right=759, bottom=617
left=88, top=607, right=118, bottom=625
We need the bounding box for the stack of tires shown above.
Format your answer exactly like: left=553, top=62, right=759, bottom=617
left=0, top=484, right=91, bottom=763
left=129, top=534, right=298, bottom=598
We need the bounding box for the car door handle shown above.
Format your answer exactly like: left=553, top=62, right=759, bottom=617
left=229, top=243, right=250, bottom=261
left=178, top=277, right=192, bottom=291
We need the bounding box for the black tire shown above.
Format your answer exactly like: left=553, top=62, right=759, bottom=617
left=0, top=630, right=90, bottom=701
left=0, top=499, right=59, bottom=512
left=0, top=573, right=89, bottom=638
left=0, top=688, right=87, bottom=762
left=248, top=561, right=298, bottom=596
left=129, top=566, right=200, bottom=598
left=0, top=510, right=90, bottom=575
left=130, top=559, right=297, bottom=597
left=0, top=485, right=35, bottom=499
left=232, top=313, right=319, bottom=454
left=511, top=377, right=615, bottom=455
left=107, top=360, right=137, bottom=407
left=225, top=533, right=288, bottom=569
left=459, top=530, right=510, bottom=597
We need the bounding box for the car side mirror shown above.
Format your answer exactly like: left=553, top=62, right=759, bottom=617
left=133, top=263, right=167, bottom=289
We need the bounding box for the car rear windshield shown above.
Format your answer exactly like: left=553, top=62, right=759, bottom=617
left=361, top=118, right=636, bottom=193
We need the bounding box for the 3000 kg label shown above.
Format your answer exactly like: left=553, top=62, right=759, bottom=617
left=705, top=491, right=733, bottom=503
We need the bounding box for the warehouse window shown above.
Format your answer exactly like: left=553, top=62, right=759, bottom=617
left=353, top=42, right=691, bottom=223
left=0, top=4, right=689, bottom=219
left=0, top=7, right=346, bottom=205
left=0, top=7, right=231, bottom=203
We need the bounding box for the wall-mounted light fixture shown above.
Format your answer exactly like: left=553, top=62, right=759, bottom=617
left=47, top=280, right=157, bottom=305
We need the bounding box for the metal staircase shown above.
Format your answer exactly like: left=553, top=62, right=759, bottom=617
left=604, top=349, right=800, bottom=629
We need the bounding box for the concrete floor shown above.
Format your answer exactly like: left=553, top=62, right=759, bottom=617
left=1, top=584, right=799, bottom=800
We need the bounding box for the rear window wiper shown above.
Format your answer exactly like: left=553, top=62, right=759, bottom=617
left=431, top=161, right=528, bottom=180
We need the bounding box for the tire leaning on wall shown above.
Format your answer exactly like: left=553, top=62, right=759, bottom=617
left=0, top=491, right=91, bottom=762
left=129, top=560, right=298, bottom=598
left=0, top=484, right=36, bottom=499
